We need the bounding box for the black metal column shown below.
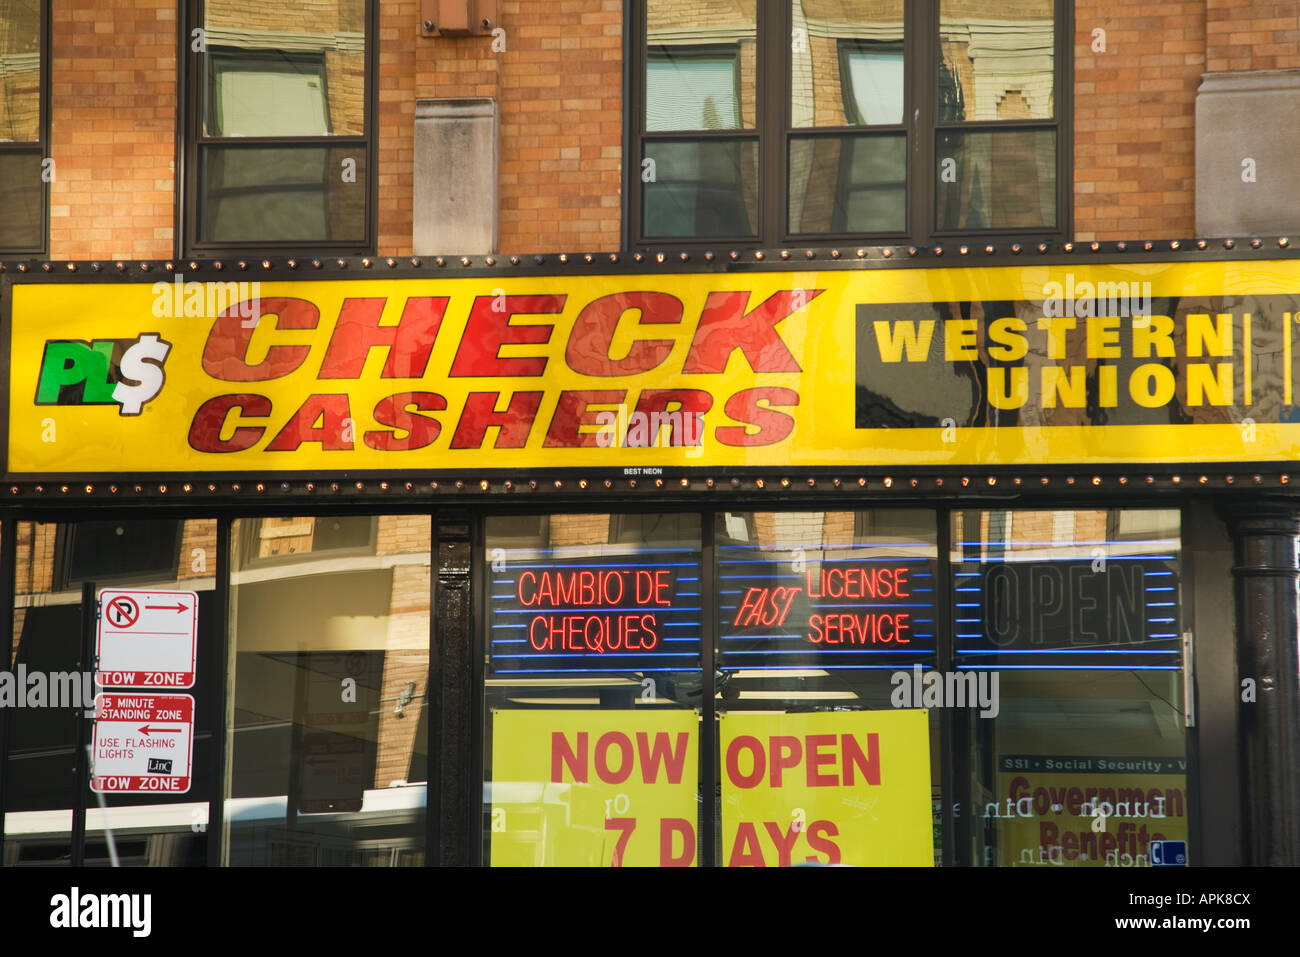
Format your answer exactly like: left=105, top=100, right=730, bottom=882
left=433, top=512, right=473, bottom=866
left=1224, top=501, right=1300, bottom=865
left=70, top=581, right=95, bottom=866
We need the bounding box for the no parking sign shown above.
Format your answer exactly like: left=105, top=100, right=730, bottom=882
left=95, top=589, right=198, bottom=688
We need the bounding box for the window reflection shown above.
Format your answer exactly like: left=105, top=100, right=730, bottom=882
left=201, top=0, right=365, bottom=137
left=951, top=509, right=1188, bottom=867
left=4, top=519, right=218, bottom=867
left=646, top=0, right=756, bottom=131
left=938, top=0, right=1055, bottom=123
left=195, top=0, right=368, bottom=244
left=483, top=513, right=703, bottom=867
left=936, top=128, right=1056, bottom=230
left=715, top=511, right=942, bottom=866
left=225, top=515, right=429, bottom=866
left=791, top=0, right=904, bottom=128
left=642, top=138, right=758, bottom=238
left=788, top=2, right=906, bottom=236
left=0, top=0, right=43, bottom=250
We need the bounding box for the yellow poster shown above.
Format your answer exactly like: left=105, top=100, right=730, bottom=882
left=490, top=710, right=698, bottom=867
left=720, top=710, right=932, bottom=866
left=7, top=260, right=1300, bottom=474
left=996, top=756, right=1189, bottom=867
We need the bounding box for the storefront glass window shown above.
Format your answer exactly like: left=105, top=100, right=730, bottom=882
left=950, top=509, right=1188, bottom=867
left=483, top=513, right=703, bottom=866
left=224, top=515, right=429, bottom=866
left=3, top=519, right=217, bottom=867
left=715, top=510, right=941, bottom=866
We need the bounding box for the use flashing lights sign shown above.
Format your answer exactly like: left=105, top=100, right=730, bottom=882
left=91, top=692, right=195, bottom=793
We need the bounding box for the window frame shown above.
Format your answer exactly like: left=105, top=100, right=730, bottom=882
left=237, top=514, right=379, bottom=569
left=178, top=0, right=379, bottom=258
left=626, top=0, right=1072, bottom=248
left=0, top=0, right=50, bottom=256
left=54, top=519, right=185, bottom=588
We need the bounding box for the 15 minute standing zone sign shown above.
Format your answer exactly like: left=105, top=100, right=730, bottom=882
left=91, top=692, right=194, bottom=793
left=91, top=589, right=199, bottom=794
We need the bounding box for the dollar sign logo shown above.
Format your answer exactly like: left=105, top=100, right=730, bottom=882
left=113, top=333, right=172, bottom=415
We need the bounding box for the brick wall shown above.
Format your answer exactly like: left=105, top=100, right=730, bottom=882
left=1206, top=1, right=1300, bottom=71
left=49, top=0, right=176, bottom=260
left=378, top=0, right=622, bottom=256
left=1072, top=1, right=1204, bottom=241
left=28, top=3, right=1300, bottom=260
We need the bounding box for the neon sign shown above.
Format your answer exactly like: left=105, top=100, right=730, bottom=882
left=719, top=544, right=938, bottom=669
left=489, top=550, right=702, bottom=675
left=953, top=539, right=1181, bottom=670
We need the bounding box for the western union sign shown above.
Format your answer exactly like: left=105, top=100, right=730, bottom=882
left=5, top=260, right=1299, bottom=475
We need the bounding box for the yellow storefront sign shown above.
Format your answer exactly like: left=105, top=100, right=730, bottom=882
left=7, top=261, right=1300, bottom=475
left=720, top=710, right=931, bottom=866
left=490, top=710, right=698, bottom=867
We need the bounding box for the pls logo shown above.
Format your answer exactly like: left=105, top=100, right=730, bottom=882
left=35, top=334, right=172, bottom=416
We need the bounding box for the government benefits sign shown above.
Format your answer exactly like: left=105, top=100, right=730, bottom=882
left=7, top=260, right=1299, bottom=475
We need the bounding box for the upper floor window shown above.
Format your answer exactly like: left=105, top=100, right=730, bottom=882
left=629, top=0, right=1068, bottom=247
left=183, top=0, right=374, bottom=254
left=0, top=0, right=47, bottom=255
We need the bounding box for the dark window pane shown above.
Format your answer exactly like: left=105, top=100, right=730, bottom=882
left=198, top=144, right=366, bottom=243
left=938, top=0, right=1054, bottom=123
left=642, top=138, right=757, bottom=239
left=789, top=133, right=906, bottom=234
left=935, top=129, right=1055, bottom=230
left=202, top=0, right=365, bottom=137
left=0, top=0, right=41, bottom=143
left=647, top=0, right=755, bottom=130
left=0, top=150, right=42, bottom=249
left=790, top=1, right=904, bottom=128
left=60, top=519, right=181, bottom=585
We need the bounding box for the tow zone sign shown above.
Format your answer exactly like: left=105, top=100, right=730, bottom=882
left=91, top=693, right=194, bottom=793
left=95, top=589, right=198, bottom=688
